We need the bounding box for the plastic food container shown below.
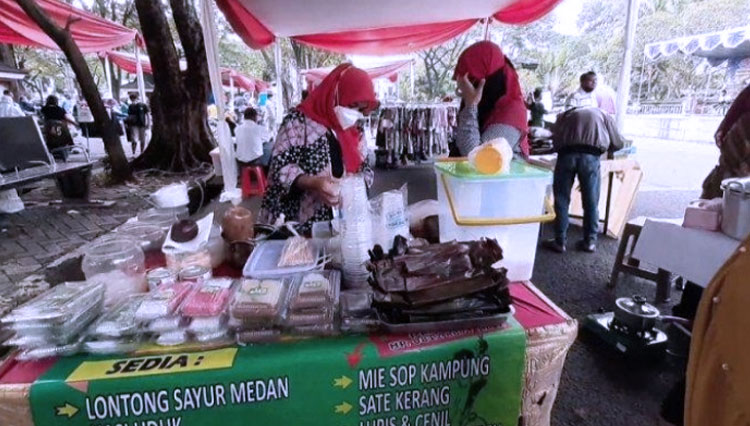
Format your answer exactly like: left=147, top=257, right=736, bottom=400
left=236, top=329, right=281, bottom=344
left=2, top=281, right=104, bottom=328
left=82, top=237, right=148, bottom=307
left=90, top=295, right=145, bottom=337
left=155, top=330, right=188, bottom=346
left=288, top=271, right=340, bottom=311
left=180, top=278, right=234, bottom=317
left=434, top=160, right=553, bottom=281
left=117, top=223, right=167, bottom=252
left=147, top=268, right=178, bottom=290
left=243, top=240, right=324, bottom=278
left=137, top=208, right=179, bottom=230
left=179, top=265, right=212, bottom=283
left=147, top=316, right=186, bottom=333
left=135, top=281, right=193, bottom=322
left=83, top=336, right=141, bottom=355
left=17, top=340, right=81, bottom=360
left=230, top=279, right=288, bottom=323
left=188, top=315, right=227, bottom=333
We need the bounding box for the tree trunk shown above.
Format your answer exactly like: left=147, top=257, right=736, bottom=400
left=131, top=0, right=213, bottom=172
left=0, top=44, right=22, bottom=98
left=13, top=0, right=131, bottom=181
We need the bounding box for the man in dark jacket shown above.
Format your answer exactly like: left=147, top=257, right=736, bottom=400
left=543, top=107, right=626, bottom=253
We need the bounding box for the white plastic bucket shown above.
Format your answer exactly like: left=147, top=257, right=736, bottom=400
left=434, top=160, right=553, bottom=281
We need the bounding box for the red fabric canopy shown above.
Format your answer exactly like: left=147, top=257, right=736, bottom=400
left=302, top=59, right=412, bottom=88
left=0, top=0, right=140, bottom=53
left=101, top=50, right=267, bottom=93
left=214, top=0, right=563, bottom=55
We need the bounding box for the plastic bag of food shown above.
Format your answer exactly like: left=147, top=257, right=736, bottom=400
left=180, top=278, right=234, bottom=317
left=135, top=281, right=194, bottom=322
left=277, top=237, right=316, bottom=267
left=468, top=138, right=513, bottom=175
left=370, top=185, right=411, bottom=250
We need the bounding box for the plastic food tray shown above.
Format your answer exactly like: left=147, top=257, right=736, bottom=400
left=2, top=282, right=104, bottom=327
left=90, top=295, right=146, bottom=337
left=230, top=278, right=289, bottom=323
left=83, top=336, right=141, bottom=355
left=243, top=240, right=325, bottom=278
left=180, top=278, right=234, bottom=317
left=287, top=271, right=341, bottom=312
left=377, top=305, right=515, bottom=334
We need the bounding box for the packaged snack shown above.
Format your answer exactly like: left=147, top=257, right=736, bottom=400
left=135, top=281, right=193, bottom=322
left=285, top=309, right=333, bottom=327
left=156, top=330, right=188, bottom=346
left=7, top=296, right=103, bottom=345
left=288, top=271, right=340, bottom=311
left=91, top=295, right=145, bottom=337
left=194, top=329, right=229, bottom=343
left=236, top=329, right=281, bottom=344
left=180, top=278, right=234, bottom=317
left=2, top=282, right=103, bottom=327
left=277, top=237, right=316, bottom=267
left=230, top=279, right=287, bottom=321
left=147, top=316, right=186, bottom=333
left=17, top=341, right=81, bottom=360
left=147, top=268, right=178, bottom=290
left=188, top=315, right=227, bottom=333
left=83, top=336, right=141, bottom=355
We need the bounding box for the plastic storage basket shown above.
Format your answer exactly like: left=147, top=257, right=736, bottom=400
left=434, top=159, right=553, bottom=281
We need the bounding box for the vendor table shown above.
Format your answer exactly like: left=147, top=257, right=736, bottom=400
left=0, top=281, right=575, bottom=426
left=632, top=219, right=741, bottom=288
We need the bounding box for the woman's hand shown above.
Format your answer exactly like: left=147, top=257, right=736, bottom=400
left=297, top=175, right=340, bottom=207
left=457, top=73, right=485, bottom=107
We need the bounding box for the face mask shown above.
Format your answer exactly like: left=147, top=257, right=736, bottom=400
left=334, top=105, right=364, bottom=130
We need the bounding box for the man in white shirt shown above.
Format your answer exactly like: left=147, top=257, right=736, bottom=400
left=235, top=107, right=270, bottom=168
left=565, top=71, right=599, bottom=109
left=0, top=92, right=24, bottom=117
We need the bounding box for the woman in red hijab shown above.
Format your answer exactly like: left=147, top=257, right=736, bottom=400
left=453, top=41, right=529, bottom=157
left=259, top=63, right=378, bottom=233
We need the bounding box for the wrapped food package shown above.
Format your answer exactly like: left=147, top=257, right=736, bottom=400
left=135, top=281, right=194, bottom=322
left=277, top=237, right=316, bottom=267
left=288, top=271, right=340, bottom=311
left=230, top=279, right=287, bottom=323
left=90, top=295, right=146, bottom=337
left=188, top=315, right=228, bottom=333
left=236, top=329, right=281, bottom=344
left=83, top=335, right=141, bottom=355
left=18, top=340, right=81, bottom=360
left=156, top=330, right=189, bottom=346
left=147, top=316, right=186, bottom=333
left=180, top=278, right=234, bottom=317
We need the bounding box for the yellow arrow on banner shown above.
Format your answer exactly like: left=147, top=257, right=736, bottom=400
left=334, top=401, right=353, bottom=415
left=333, top=375, right=353, bottom=389
left=56, top=403, right=79, bottom=418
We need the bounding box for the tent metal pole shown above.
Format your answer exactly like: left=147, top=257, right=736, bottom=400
left=104, top=56, right=113, bottom=99
left=229, top=75, right=235, bottom=113
left=274, top=41, right=283, bottom=121
left=135, top=44, right=146, bottom=102
left=615, top=0, right=639, bottom=131
left=636, top=52, right=646, bottom=111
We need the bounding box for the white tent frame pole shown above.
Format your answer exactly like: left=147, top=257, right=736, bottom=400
left=274, top=41, right=283, bottom=122
left=200, top=0, right=239, bottom=200
left=135, top=44, right=146, bottom=102
left=615, top=0, right=640, bottom=131
left=229, top=75, right=235, bottom=112
left=636, top=51, right=646, bottom=109
left=104, top=56, right=113, bottom=99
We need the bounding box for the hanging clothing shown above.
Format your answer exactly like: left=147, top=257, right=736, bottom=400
left=453, top=40, right=529, bottom=157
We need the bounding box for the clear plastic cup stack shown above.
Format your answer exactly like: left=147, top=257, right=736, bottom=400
left=339, top=175, right=373, bottom=288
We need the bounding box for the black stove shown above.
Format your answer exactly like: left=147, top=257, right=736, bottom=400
left=584, top=312, right=668, bottom=359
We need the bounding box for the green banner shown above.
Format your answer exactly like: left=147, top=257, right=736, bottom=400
left=30, top=320, right=526, bottom=426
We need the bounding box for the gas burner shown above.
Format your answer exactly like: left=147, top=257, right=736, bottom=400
left=608, top=317, right=659, bottom=343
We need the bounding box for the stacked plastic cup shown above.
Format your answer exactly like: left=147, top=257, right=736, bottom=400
left=339, top=175, right=373, bottom=289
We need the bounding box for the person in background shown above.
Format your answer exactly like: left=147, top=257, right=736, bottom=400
left=40, top=95, right=77, bottom=160
left=565, top=71, right=599, bottom=109
left=18, top=95, right=35, bottom=114
left=701, top=83, right=750, bottom=199
left=453, top=40, right=529, bottom=157
left=0, top=92, right=23, bottom=117
left=526, top=87, right=548, bottom=128
left=235, top=107, right=269, bottom=169
left=595, top=82, right=617, bottom=115
left=41, top=95, right=76, bottom=126
left=259, top=63, right=378, bottom=234
left=125, top=93, right=150, bottom=155
left=543, top=107, right=626, bottom=253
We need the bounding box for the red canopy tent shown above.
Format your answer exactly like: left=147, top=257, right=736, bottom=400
left=214, top=0, right=563, bottom=55
left=302, top=59, right=412, bottom=88
left=100, top=50, right=268, bottom=94
left=0, top=0, right=140, bottom=53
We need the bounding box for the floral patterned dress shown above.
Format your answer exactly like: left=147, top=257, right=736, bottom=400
left=259, top=109, right=372, bottom=234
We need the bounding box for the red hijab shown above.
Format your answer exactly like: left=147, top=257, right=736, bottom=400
left=454, top=41, right=529, bottom=157
left=298, top=63, right=377, bottom=173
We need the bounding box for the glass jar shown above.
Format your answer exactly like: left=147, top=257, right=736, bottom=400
left=137, top=208, right=178, bottom=230
left=82, top=237, right=147, bottom=307
left=222, top=206, right=254, bottom=242
left=116, top=223, right=166, bottom=252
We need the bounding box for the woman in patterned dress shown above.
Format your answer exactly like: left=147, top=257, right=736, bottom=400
left=259, top=64, right=378, bottom=233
